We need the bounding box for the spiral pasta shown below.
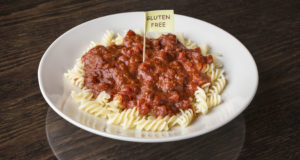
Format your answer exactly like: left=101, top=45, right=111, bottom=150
left=176, top=109, right=194, bottom=127
left=136, top=115, right=177, bottom=131
left=210, top=53, right=223, bottom=68
left=85, top=41, right=99, bottom=53
left=176, top=33, right=185, bottom=45
left=73, top=89, right=122, bottom=118
left=64, top=58, right=84, bottom=88
left=194, top=87, right=209, bottom=114
left=207, top=94, right=222, bottom=108
left=111, top=33, right=123, bottom=45
left=201, top=82, right=211, bottom=93
left=106, top=99, right=122, bottom=113
left=95, top=91, right=110, bottom=104
left=64, top=41, right=99, bottom=89
left=209, top=74, right=226, bottom=94
left=79, top=100, right=108, bottom=118
left=184, top=39, right=197, bottom=49
left=71, top=89, right=93, bottom=102
left=209, top=68, right=224, bottom=82
left=134, top=29, right=144, bottom=36
left=175, top=33, right=197, bottom=49
left=107, top=107, right=141, bottom=129
left=203, top=63, right=215, bottom=73
left=101, top=30, right=114, bottom=46
left=199, top=43, right=209, bottom=56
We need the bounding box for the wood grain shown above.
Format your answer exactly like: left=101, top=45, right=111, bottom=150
left=0, top=0, right=299, bottom=159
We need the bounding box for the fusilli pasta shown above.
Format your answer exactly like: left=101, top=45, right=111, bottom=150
left=203, top=63, right=215, bottom=73
left=85, top=41, right=99, bottom=53
left=199, top=43, right=209, bottom=56
left=184, top=39, right=197, bottom=49
left=136, top=115, right=177, bottom=131
left=208, top=68, right=224, bottom=82
left=176, top=109, right=194, bottom=127
left=194, top=87, right=209, bottom=114
left=64, top=58, right=84, bottom=88
left=176, top=33, right=185, bottom=44
left=209, top=74, right=226, bottom=94
left=107, top=107, right=141, bottom=129
left=71, top=89, right=93, bottom=102
left=207, top=94, right=222, bottom=108
left=101, top=30, right=114, bottom=46
left=79, top=100, right=108, bottom=118
left=111, top=33, right=123, bottom=45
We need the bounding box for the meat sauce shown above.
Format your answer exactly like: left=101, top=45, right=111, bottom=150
left=82, top=30, right=213, bottom=117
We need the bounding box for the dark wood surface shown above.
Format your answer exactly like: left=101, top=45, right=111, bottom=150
left=1, top=0, right=299, bottom=159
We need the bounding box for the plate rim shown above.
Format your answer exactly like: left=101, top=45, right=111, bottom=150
left=38, top=11, right=259, bottom=143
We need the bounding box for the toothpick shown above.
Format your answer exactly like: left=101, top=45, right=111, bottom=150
left=143, top=12, right=146, bottom=62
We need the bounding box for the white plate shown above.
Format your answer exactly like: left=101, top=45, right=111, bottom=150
left=38, top=12, right=258, bottom=143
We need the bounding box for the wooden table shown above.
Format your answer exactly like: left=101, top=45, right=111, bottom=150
left=1, top=0, right=299, bottom=159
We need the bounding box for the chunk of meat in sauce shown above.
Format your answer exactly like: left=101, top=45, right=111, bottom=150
left=81, top=30, right=213, bottom=117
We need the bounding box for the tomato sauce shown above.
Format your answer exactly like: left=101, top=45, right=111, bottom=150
left=82, top=30, right=213, bottom=117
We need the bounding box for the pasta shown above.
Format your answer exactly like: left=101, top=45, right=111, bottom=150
left=100, top=30, right=114, bottom=46
left=71, top=89, right=93, bottom=102
left=175, top=32, right=198, bottom=49
left=111, top=33, right=123, bottom=45
left=201, top=82, right=211, bottom=93
left=106, top=99, right=122, bottom=113
left=176, top=109, right=194, bottom=127
left=95, top=91, right=111, bottom=104
left=199, top=43, right=209, bottom=56
left=79, top=100, right=108, bottom=118
left=107, top=107, right=141, bottom=129
left=207, top=93, right=222, bottom=108
left=65, top=30, right=227, bottom=131
left=209, top=74, right=226, bottom=94
left=185, top=39, right=197, bottom=49
left=203, top=63, right=215, bottom=73
left=194, top=87, right=209, bottom=114
left=208, top=68, right=224, bottom=82
left=85, top=41, right=99, bottom=53
left=134, top=29, right=144, bottom=36
left=176, top=33, right=185, bottom=44
left=76, top=90, right=123, bottom=119
left=64, top=58, right=84, bottom=88
left=136, top=115, right=177, bottom=131
left=210, top=53, right=223, bottom=68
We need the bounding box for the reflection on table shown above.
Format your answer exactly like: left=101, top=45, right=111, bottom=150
left=46, top=108, right=246, bottom=160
